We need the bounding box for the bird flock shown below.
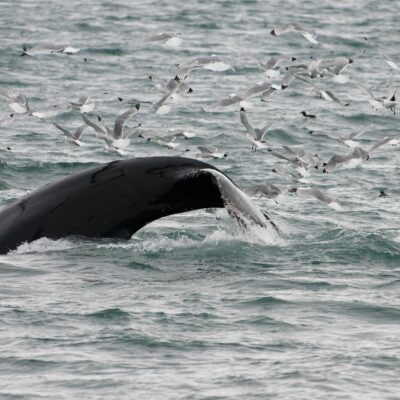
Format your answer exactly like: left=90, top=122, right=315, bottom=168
left=1, top=23, right=399, bottom=219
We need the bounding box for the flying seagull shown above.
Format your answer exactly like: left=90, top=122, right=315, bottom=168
left=270, top=22, right=318, bottom=44
left=53, top=123, right=87, bottom=146
left=364, top=36, right=400, bottom=71
left=290, top=187, right=342, bottom=210
left=82, top=103, right=140, bottom=154
left=21, top=43, right=80, bottom=56
left=239, top=107, right=275, bottom=151
left=147, top=32, right=183, bottom=47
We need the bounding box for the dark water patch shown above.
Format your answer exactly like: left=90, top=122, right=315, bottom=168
left=47, top=376, right=128, bottom=391
left=0, top=356, right=59, bottom=371
left=220, top=277, right=270, bottom=290
left=312, top=227, right=348, bottom=242
left=97, top=330, right=283, bottom=353
left=104, top=14, right=138, bottom=22
left=362, top=355, right=400, bottom=370
left=8, top=160, right=98, bottom=174
left=0, top=263, right=48, bottom=277
left=290, top=229, right=400, bottom=266
left=343, top=112, right=396, bottom=124
left=85, top=47, right=125, bottom=56
left=0, top=307, right=27, bottom=316
left=238, top=296, right=290, bottom=307
left=125, top=260, right=163, bottom=271
left=281, top=279, right=346, bottom=291
left=0, top=179, right=11, bottom=189
left=197, top=21, right=221, bottom=30
left=74, top=22, right=103, bottom=32
left=374, top=279, right=400, bottom=289
left=269, top=128, right=301, bottom=144
left=234, top=315, right=296, bottom=329
left=316, top=300, right=400, bottom=323
left=174, top=311, right=218, bottom=320
left=347, top=233, right=400, bottom=263
left=0, top=393, right=31, bottom=400
left=85, top=308, right=131, bottom=321
left=1, top=308, right=96, bottom=331
left=99, top=333, right=192, bottom=351
left=144, top=311, right=217, bottom=332
left=0, top=162, right=96, bottom=190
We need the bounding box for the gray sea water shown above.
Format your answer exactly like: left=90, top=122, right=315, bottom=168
left=1, top=0, right=400, bottom=399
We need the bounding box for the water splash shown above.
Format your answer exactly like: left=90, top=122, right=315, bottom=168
left=201, top=168, right=278, bottom=231
left=11, top=237, right=77, bottom=254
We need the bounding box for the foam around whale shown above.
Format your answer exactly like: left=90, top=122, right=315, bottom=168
left=0, top=157, right=275, bottom=254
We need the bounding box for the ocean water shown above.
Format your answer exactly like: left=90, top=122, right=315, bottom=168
left=1, top=0, right=400, bottom=399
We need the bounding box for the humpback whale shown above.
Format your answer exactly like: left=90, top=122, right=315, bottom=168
left=0, top=156, right=274, bottom=254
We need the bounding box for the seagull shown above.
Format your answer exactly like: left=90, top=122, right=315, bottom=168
left=356, top=83, right=399, bottom=114
left=283, top=145, right=319, bottom=166
left=379, top=190, right=389, bottom=198
left=290, top=187, right=342, bottom=210
left=308, top=50, right=366, bottom=79
left=269, top=148, right=306, bottom=166
left=217, top=82, right=279, bottom=107
left=260, top=85, right=280, bottom=101
left=146, top=32, right=183, bottom=47
left=150, top=134, right=180, bottom=150
left=137, top=131, right=155, bottom=141
left=153, top=76, right=191, bottom=114
left=296, top=76, right=349, bottom=106
left=368, top=136, right=400, bottom=153
left=309, top=124, right=374, bottom=148
left=290, top=54, right=359, bottom=82
left=377, top=88, right=398, bottom=114
left=259, top=55, right=297, bottom=71
left=284, top=145, right=320, bottom=173
left=68, top=96, right=95, bottom=114
left=216, top=94, right=247, bottom=107
left=301, top=111, right=316, bottom=118
left=178, top=55, right=235, bottom=77
left=243, top=81, right=278, bottom=98
left=148, top=74, right=169, bottom=93
left=0, top=91, right=31, bottom=115
left=364, top=36, right=400, bottom=71
left=270, top=22, right=318, bottom=44
left=246, top=182, right=281, bottom=200
left=53, top=123, right=87, bottom=146
left=197, top=146, right=227, bottom=159
left=308, top=54, right=361, bottom=83
left=149, top=75, right=193, bottom=95
left=140, top=130, right=194, bottom=149
left=317, top=56, right=354, bottom=75
left=21, top=44, right=80, bottom=56
left=323, top=147, right=369, bottom=173
left=281, top=66, right=310, bottom=89
left=269, top=146, right=319, bottom=177
left=272, top=164, right=310, bottom=184
left=82, top=103, right=140, bottom=153
left=0, top=90, right=49, bottom=118
left=258, top=55, right=297, bottom=79
left=166, top=127, right=196, bottom=139
left=139, top=128, right=198, bottom=145
left=239, top=107, right=275, bottom=151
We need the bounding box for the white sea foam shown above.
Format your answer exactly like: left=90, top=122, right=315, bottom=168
left=203, top=223, right=281, bottom=246
left=11, top=238, right=77, bottom=254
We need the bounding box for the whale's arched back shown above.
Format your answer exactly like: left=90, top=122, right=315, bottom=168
left=0, top=157, right=228, bottom=254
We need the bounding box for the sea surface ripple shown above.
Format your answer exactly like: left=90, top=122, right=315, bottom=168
left=1, top=0, right=400, bottom=399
